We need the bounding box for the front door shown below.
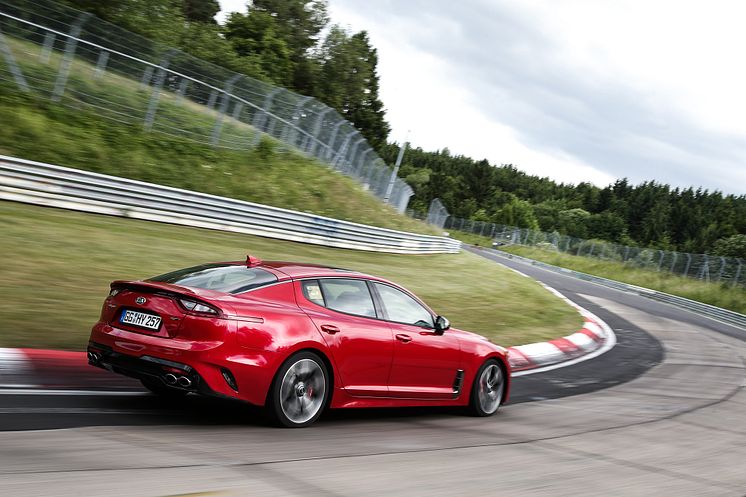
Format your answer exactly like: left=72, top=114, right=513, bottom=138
left=295, top=278, right=393, bottom=397
left=372, top=282, right=462, bottom=400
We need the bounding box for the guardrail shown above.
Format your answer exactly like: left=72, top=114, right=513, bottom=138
left=0, top=155, right=460, bottom=254
left=479, top=247, right=746, bottom=330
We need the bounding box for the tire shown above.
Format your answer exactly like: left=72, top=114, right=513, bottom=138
left=266, top=351, right=329, bottom=428
left=468, top=359, right=505, bottom=417
left=140, top=377, right=188, bottom=398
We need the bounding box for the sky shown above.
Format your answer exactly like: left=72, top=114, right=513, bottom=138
left=217, top=1, right=746, bottom=194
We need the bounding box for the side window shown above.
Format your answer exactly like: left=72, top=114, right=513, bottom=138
left=319, top=279, right=377, bottom=318
left=374, top=283, right=434, bottom=328
left=301, top=280, right=325, bottom=306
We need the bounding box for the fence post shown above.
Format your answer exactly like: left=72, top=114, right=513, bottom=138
left=699, top=256, right=710, bottom=282
left=0, top=27, right=29, bottom=92
left=250, top=87, right=283, bottom=146
left=231, top=101, right=243, bottom=120
left=139, top=66, right=154, bottom=88
left=285, top=95, right=313, bottom=147
left=684, top=253, right=692, bottom=276
left=210, top=74, right=243, bottom=146
left=39, top=31, right=55, bottom=63
left=51, top=13, right=91, bottom=102
left=206, top=90, right=218, bottom=109
left=734, top=260, right=743, bottom=288
left=332, top=130, right=358, bottom=169
left=588, top=242, right=595, bottom=257
left=346, top=138, right=366, bottom=174
left=657, top=250, right=665, bottom=271
left=325, top=120, right=344, bottom=160
left=717, top=257, right=727, bottom=282
left=176, top=78, right=188, bottom=101
left=354, top=149, right=372, bottom=177
left=93, top=49, right=109, bottom=79
left=669, top=252, right=678, bottom=273
left=357, top=156, right=376, bottom=186
left=309, top=107, right=333, bottom=156
left=143, top=49, right=176, bottom=131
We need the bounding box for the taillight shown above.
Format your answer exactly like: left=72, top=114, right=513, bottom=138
left=179, top=299, right=218, bottom=315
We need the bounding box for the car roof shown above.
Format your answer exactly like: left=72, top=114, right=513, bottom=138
left=236, top=260, right=384, bottom=282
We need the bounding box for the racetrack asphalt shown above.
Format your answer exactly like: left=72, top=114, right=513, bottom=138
left=1, top=247, right=744, bottom=496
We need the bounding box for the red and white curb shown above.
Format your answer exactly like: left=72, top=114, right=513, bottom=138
left=502, top=266, right=616, bottom=376
left=0, top=274, right=615, bottom=390
left=0, top=347, right=123, bottom=391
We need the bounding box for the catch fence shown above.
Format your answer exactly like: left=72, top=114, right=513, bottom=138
left=0, top=0, right=413, bottom=212
left=422, top=199, right=745, bottom=287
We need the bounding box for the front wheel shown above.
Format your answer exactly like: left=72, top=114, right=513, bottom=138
left=468, top=359, right=505, bottom=416
left=267, top=351, right=329, bottom=428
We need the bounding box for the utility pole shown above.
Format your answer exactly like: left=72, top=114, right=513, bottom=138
left=383, top=133, right=409, bottom=204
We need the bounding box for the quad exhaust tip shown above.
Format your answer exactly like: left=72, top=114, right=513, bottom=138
left=164, top=374, right=192, bottom=388
left=87, top=351, right=101, bottom=363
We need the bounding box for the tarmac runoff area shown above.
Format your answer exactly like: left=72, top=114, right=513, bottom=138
left=0, top=252, right=744, bottom=496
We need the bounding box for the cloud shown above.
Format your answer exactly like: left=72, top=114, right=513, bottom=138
left=221, top=0, right=746, bottom=194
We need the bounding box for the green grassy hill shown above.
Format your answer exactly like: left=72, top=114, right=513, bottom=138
left=0, top=37, right=434, bottom=235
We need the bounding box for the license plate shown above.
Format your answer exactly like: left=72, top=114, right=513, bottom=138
left=120, top=310, right=162, bottom=330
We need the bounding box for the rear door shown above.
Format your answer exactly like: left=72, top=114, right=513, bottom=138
left=295, top=278, right=393, bottom=398
left=372, top=282, right=462, bottom=400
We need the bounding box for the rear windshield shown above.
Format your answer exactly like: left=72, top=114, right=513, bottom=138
left=148, top=264, right=278, bottom=294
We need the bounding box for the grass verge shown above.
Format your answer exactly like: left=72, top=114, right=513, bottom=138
left=0, top=202, right=581, bottom=350
left=501, top=245, right=746, bottom=314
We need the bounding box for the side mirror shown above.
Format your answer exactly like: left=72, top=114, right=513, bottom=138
left=434, top=315, right=450, bottom=335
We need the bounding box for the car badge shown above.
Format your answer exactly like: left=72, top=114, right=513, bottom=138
left=135, top=297, right=147, bottom=305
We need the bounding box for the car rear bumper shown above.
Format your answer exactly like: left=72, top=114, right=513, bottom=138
left=87, top=341, right=216, bottom=396
left=88, top=321, right=278, bottom=406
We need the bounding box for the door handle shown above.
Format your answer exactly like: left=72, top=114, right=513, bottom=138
left=320, top=324, right=340, bottom=334
left=395, top=334, right=412, bottom=343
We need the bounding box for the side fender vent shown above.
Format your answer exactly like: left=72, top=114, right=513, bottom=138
left=452, top=369, right=465, bottom=398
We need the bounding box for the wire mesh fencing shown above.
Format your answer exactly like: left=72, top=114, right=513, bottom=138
left=0, top=0, right=414, bottom=212
left=419, top=198, right=744, bottom=287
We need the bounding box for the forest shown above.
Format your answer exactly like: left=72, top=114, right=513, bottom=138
left=57, top=0, right=746, bottom=258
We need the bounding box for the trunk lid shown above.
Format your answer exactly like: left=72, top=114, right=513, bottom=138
left=101, top=281, right=228, bottom=338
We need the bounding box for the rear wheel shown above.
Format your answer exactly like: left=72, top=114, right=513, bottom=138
left=267, top=351, right=329, bottom=428
left=468, top=359, right=505, bottom=416
left=140, top=377, right=188, bottom=398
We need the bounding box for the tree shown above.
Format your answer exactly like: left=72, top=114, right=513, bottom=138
left=249, top=0, right=328, bottom=93
left=558, top=208, right=591, bottom=238
left=314, top=27, right=390, bottom=149
left=224, top=11, right=294, bottom=86
left=177, top=22, right=266, bottom=80
left=182, top=0, right=220, bottom=23
left=587, top=211, right=626, bottom=242
left=60, top=0, right=187, bottom=46
left=712, top=234, right=746, bottom=259
left=494, top=195, right=539, bottom=230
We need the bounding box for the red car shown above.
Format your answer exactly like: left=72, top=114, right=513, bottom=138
left=88, top=256, right=511, bottom=427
